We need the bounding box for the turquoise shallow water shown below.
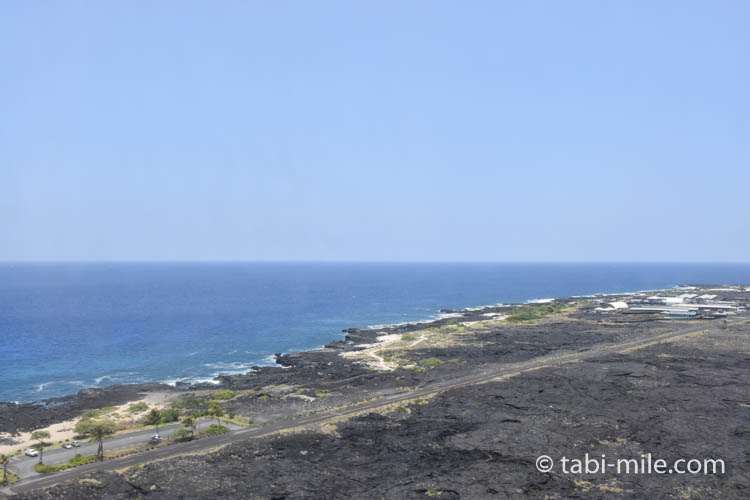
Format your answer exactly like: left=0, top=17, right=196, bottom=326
left=2, top=262, right=749, bottom=403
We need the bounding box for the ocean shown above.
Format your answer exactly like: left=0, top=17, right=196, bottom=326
left=1, top=262, right=749, bottom=403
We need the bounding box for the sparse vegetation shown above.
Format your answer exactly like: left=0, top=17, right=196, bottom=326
left=438, top=326, right=460, bottom=334
left=506, top=302, right=568, bottom=322
left=422, top=357, right=445, bottom=368
left=81, top=409, right=101, bottom=419
left=69, top=455, right=96, bottom=466
left=200, top=424, right=227, bottom=436
left=212, top=390, right=236, bottom=400
left=126, top=402, right=149, bottom=414
left=159, top=407, right=180, bottom=424
left=171, top=395, right=206, bottom=409
left=401, top=333, right=416, bottom=342
left=172, top=428, right=192, bottom=442
left=34, top=463, right=69, bottom=474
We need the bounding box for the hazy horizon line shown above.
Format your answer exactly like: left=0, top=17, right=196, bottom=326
left=2, top=260, right=749, bottom=265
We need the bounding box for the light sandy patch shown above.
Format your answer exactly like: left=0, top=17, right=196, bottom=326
left=341, top=333, right=427, bottom=370
left=105, top=393, right=170, bottom=425
left=141, top=392, right=171, bottom=407
left=0, top=418, right=78, bottom=455
left=482, top=313, right=506, bottom=318
left=0, top=392, right=172, bottom=455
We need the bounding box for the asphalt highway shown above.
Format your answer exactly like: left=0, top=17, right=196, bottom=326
left=8, top=420, right=243, bottom=481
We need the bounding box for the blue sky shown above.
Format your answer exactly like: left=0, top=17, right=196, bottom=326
left=2, top=1, right=748, bottom=262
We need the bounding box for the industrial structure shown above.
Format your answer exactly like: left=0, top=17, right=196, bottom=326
left=595, top=290, right=742, bottom=318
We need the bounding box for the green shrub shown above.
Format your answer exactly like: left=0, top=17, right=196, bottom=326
left=159, top=408, right=181, bottom=424
left=172, top=428, right=192, bottom=442
left=69, top=455, right=96, bottom=466
left=422, top=357, right=444, bottom=368
left=257, top=394, right=270, bottom=400
left=74, top=419, right=96, bottom=436
left=438, top=326, right=459, bottom=334
left=80, top=409, right=100, bottom=420
left=401, top=333, right=416, bottom=342
left=200, top=424, right=228, bottom=436
left=171, top=395, right=206, bottom=409
left=212, top=390, right=236, bottom=400
left=126, top=402, right=149, bottom=414
left=34, top=463, right=69, bottom=474
left=506, top=302, right=568, bottom=322
left=1, top=469, right=19, bottom=484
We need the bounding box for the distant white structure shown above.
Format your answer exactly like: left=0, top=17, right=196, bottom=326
left=594, top=301, right=629, bottom=312
left=697, top=294, right=718, bottom=300
left=663, top=310, right=697, bottom=317
left=646, top=296, right=684, bottom=305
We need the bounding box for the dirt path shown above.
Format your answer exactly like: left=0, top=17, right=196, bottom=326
left=366, top=333, right=428, bottom=370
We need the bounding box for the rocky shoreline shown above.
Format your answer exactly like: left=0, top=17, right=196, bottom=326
left=4, top=285, right=750, bottom=498
left=0, top=296, right=542, bottom=437
left=1, top=285, right=743, bottom=438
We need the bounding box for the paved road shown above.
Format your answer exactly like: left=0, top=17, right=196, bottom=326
left=2, top=319, right=738, bottom=496
left=8, top=419, right=242, bottom=480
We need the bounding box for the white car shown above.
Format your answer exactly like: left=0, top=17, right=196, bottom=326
left=24, top=448, right=38, bottom=457
left=150, top=434, right=163, bottom=443
left=62, top=443, right=73, bottom=449
left=71, top=441, right=80, bottom=447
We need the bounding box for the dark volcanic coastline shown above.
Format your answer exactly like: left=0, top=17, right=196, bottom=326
left=3, top=285, right=750, bottom=499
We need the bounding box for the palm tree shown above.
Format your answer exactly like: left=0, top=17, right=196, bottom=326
left=89, top=420, right=116, bottom=461
left=208, top=403, right=224, bottom=427
left=182, top=416, right=196, bottom=439
left=144, top=409, right=162, bottom=436
left=29, top=430, right=50, bottom=464
left=1, top=453, right=10, bottom=486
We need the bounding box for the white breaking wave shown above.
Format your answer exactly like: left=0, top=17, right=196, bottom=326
left=188, top=377, right=221, bottom=385
left=526, top=298, right=555, bottom=304
left=260, top=354, right=278, bottom=365
left=203, top=361, right=255, bottom=370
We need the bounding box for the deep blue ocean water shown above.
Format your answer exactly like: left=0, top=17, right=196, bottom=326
left=2, top=262, right=749, bottom=403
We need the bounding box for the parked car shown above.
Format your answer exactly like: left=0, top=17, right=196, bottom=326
left=62, top=443, right=73, bottom=449
left=150, top=434, right=163, bottom=443
left=24, top=448, right=38, bottom=457
left=71, top=441, right=80, bottom=447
